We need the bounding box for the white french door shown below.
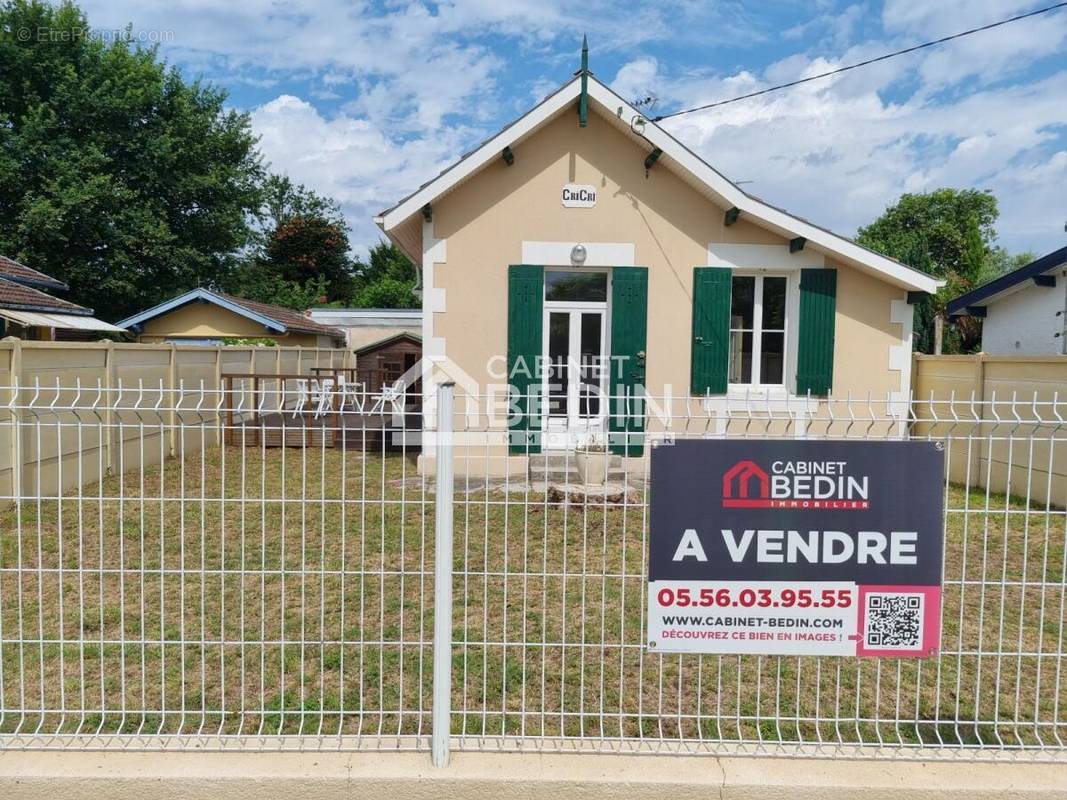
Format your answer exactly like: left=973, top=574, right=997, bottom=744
left=541, top=304, right=608, bottom=449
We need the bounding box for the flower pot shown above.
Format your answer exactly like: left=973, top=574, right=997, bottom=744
left=576, top=449, right=609, bottom=485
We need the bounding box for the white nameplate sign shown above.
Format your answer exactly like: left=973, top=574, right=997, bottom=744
left=561, top=184, right=597, bottom=208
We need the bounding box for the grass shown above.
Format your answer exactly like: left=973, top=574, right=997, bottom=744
left=0, top=442, right=1064, bottom=751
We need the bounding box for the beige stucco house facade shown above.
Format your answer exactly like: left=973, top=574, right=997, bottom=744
left=375, top=71, right=940, bottom=472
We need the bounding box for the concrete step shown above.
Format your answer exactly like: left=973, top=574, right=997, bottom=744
left=528, top=452, right=626, bottom=484
left=528, top=452, right=623, bottom=469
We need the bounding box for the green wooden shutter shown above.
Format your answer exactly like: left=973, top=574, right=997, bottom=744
left=507, top=265, right=544, bottom=453
left=608, top=267, right=648, bottom=457
left=796, top=268, right=837, bottom=396
left=690, top=267, right=731, bottom=394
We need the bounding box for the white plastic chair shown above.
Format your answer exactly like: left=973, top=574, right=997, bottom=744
left=370, top=378, right=406, bottom=416
left=342, top=379, right=367, bottom=414
left=313, top=377, right=335, bottom=417
left=291, top=379, right=309, bottom=418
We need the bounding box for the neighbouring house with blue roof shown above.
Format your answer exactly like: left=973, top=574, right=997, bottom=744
left=117, top=288, right=345, bottom=348
left=947, top=246, right=1067, bottom=355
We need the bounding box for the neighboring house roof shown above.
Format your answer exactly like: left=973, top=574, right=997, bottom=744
left=0, top=276, right=92, bottom=315
left=0, top=255, right=69, bottom=291
left=946, top=245, right=1067, bottom=318
left=354, top=331, right=422, bottom=356
left=309, top=308, right=422, bottom=328
left=116, top=288, right=345, bottom=339
left=374, top=74, right=941, bottom=295
left=0, top=265, right=126, bottom=333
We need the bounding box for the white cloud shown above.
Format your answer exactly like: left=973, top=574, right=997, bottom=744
left=250, top=95, right=470, bottom=257
left=77, top=0, right=1067, bottom=256
left=618, top=3, right=1067, bottom=255
left=611, top=57, right=660, bottom=107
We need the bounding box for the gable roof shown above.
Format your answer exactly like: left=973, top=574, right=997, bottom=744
left=375, top=74, right=940, bottom=294
left=116, top=288, right=344, bottom=339
left=946, top=245, right=1067, bottom=318
left=0, top=255, right=69, bottom=291
left=354, top=331, right=422, bottom=356
left=0, top=276, right=92, bottom=315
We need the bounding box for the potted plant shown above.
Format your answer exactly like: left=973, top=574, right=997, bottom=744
left=575, top=437, right=609, bottom=485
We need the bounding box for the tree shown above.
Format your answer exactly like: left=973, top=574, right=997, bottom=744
left=223, top=175, right=357, bottom=308
left=0, top=0, right=264, bottom=321
left=351, top=241, right=418, bottom=308
left=259, top=177, right=356, bottom=301
left=259, top=174, right=343, bottom=231
left=980, top=247, right=1036, bottom=285
left=224, top=262, right=329, bottom=311
left=857, top=189, right=1000, bottom=353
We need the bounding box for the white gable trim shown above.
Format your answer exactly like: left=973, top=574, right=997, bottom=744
left=116, top=288, right=287, bottom=334
left=375, top=78, right=583, bottom=232
left=376, top=76, right=941, bottom=295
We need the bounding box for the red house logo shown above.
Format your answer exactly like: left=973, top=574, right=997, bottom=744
left=722, top=460, right=771, bottom=508
left=720, top=458, right=870, bottom=510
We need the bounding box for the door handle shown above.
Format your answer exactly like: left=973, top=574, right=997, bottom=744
left=694, top=336, right=703, bottom=343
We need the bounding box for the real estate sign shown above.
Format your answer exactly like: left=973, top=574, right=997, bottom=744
left=647, top=440, right=945, bottom=658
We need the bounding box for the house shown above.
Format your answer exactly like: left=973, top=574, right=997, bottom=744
left=307, top=307, right=421, bottom=350
left=0, top=255, right=125, bottom=340
left=374, top=54, right=941, bottom=468
left=117, top=288, right=345, bottom=347
left=946, top=246, right=1067, bottom=354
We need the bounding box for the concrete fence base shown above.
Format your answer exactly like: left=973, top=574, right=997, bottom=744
left=1, top=751, right=1065, bottom=799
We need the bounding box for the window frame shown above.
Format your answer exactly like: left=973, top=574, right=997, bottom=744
left=727, top=270, right=798, bottom=391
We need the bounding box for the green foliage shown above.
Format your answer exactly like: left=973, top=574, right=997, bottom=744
left=980, top=247, right=1037, bottom=285
left=352, top=241, right=418, bottom=308
left=264, top=213, right=354, bottom=299
left=857, top=189, right=1002, bottom=353
left=0, top=0, right=264, bottom=321
left=221, top=337, right=277, bottom=347
left=224, top=264, right=329, bottom=311
left=260, top=174, right=345, bottom=231
left=0, top=1, right=417, bottom=318
left=224, top=175, right=358, bottom=308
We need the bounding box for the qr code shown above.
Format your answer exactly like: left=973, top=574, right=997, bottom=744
left=864, top=592, right=923, bottom=650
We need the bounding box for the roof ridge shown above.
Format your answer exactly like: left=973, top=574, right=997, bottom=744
left=211, top=290, right=344, bottom=337
left=374, top=73, right=940, bottom=294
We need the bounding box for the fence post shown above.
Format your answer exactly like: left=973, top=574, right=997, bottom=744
left=166, top=343, right=177, bottom=458
left=104, top=340, right=116, bottom=471
left=8, top=341, right=21, bottom=504
left=431, top=381, right=455, bottom=767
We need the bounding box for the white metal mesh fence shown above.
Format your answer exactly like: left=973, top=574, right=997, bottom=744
left=0, top=379, right=1064, bottom=760
left=442, top=390, right=1066, bottom=759
left=0, top=378, right=432, bottom=750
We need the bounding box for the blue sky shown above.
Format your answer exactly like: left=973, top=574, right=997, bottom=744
left=81, top=0, right=1067, bottom=259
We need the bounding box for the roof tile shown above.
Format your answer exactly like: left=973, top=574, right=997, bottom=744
left=0, top=277, right=91, bottom=314
left=212, top=292, right=344, bottom=338
left=0, top=255, right=68, bottom=291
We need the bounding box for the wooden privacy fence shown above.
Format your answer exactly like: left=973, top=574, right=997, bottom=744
left=0, top=340, right=352, bottom=499
left=912, top=354, right=1067, bottom=508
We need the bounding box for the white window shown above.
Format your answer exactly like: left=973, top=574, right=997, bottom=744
left=729, top=274, right=788, bottom=386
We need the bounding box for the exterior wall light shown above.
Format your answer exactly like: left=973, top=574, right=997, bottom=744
left=571, top=243, right=588, bottom=265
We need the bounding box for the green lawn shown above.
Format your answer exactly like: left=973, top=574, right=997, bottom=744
left=0, top=445, right=1064, bottom=751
